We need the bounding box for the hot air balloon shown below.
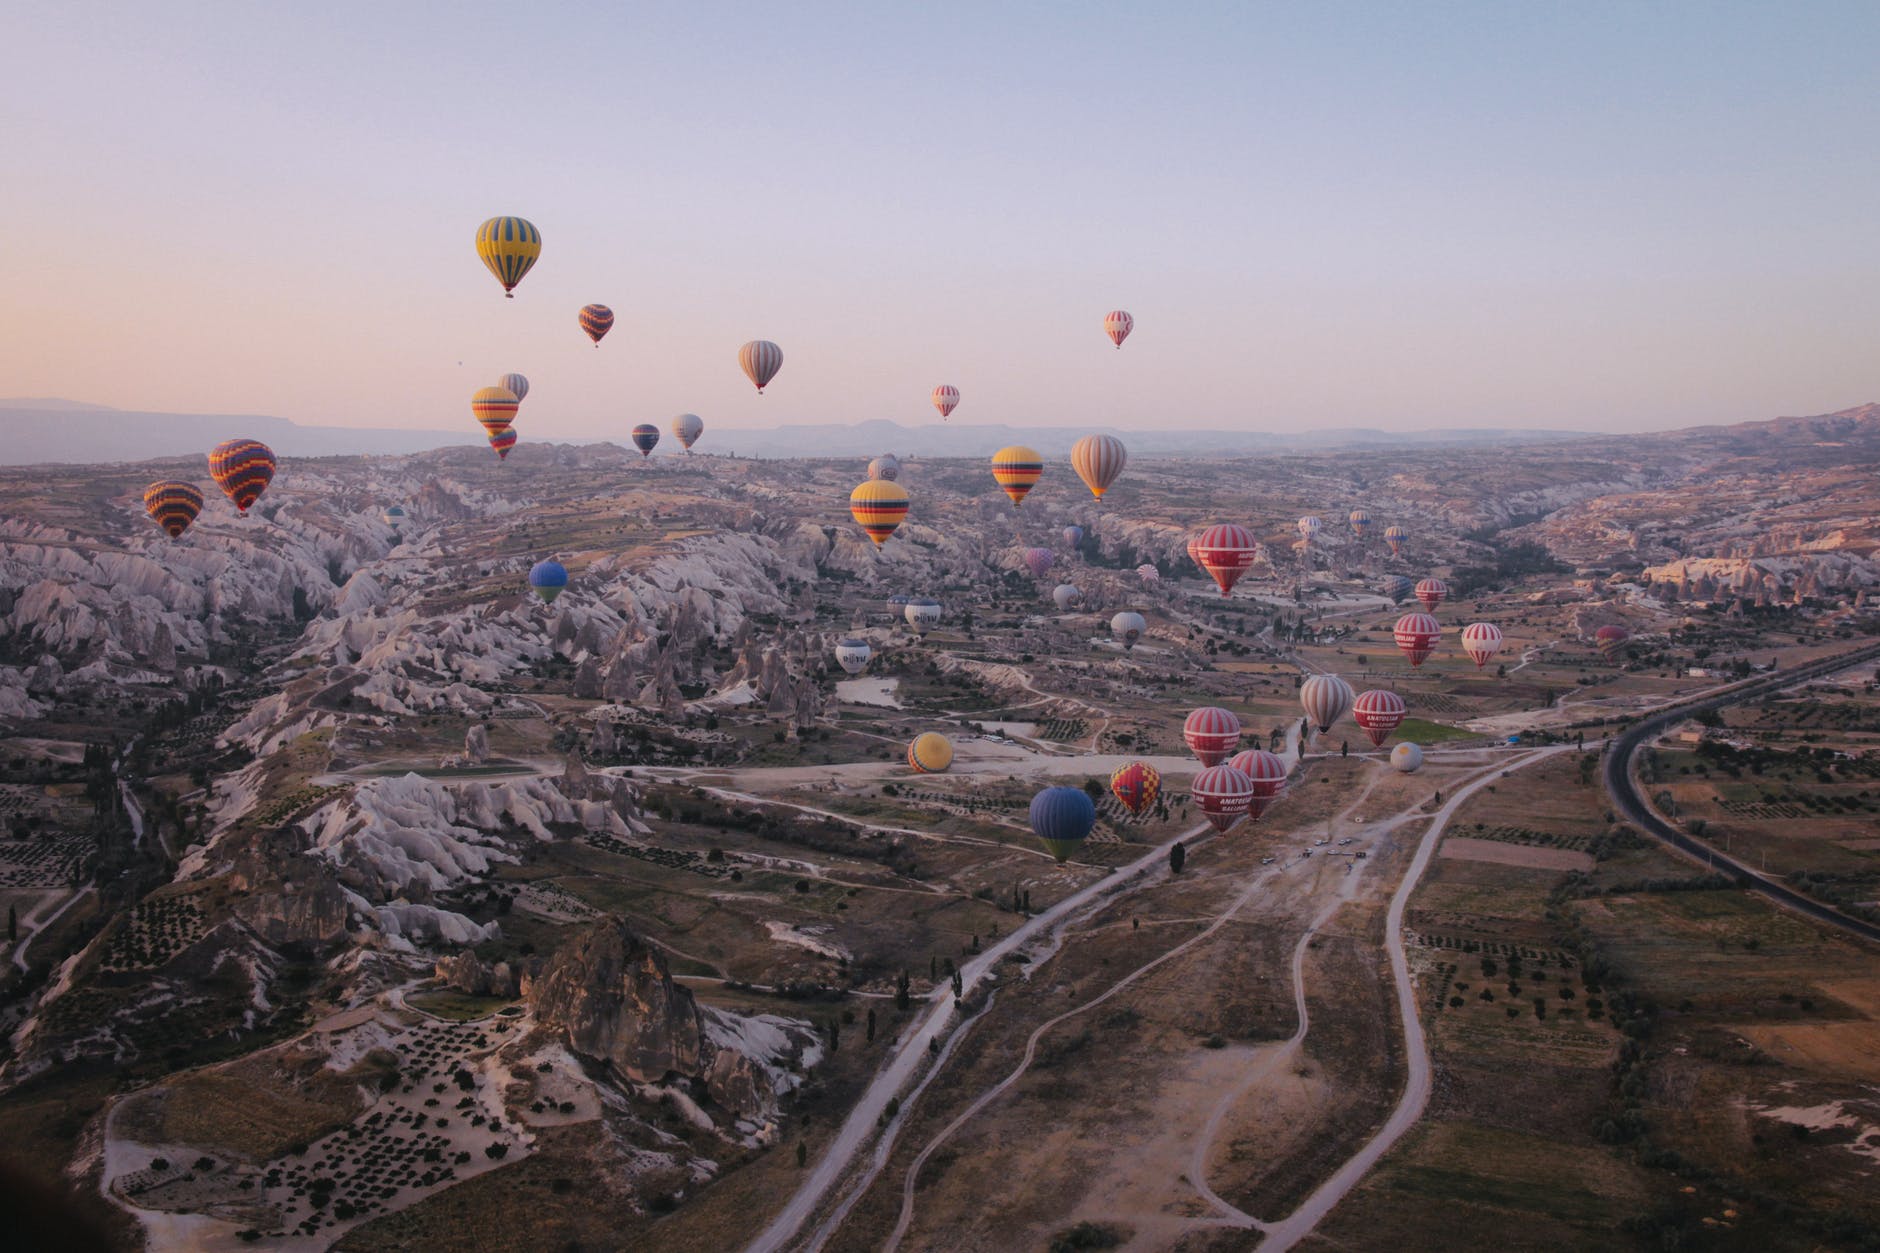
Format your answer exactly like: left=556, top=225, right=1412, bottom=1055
left=1391, top=742, right=1424, bottom=774
left=905, top=598, right=942, bottom=635
left=208, top=439, right=276, bottom=514
left=471, top=386, right=520, bottom=436
left=528, top=559, right=568, bottom=604
left=1030, top=786, right=1096, bottom=862
left=1191, top=524, right=1257, bottom=598
left=475, top=216, right=540, bottom=297
left=1052, top=584, right=1083, bottom=611
left=1352, top=689, right=1407, bottom=747
left=381, top=504, right=406, bottom=528
left=1186, top=532, right=1203, bottom=568
left=493, top=374, right=530, bottom=407
left=932, top=385, right=959, bottom=418
left=739, top=340, right=784, bottom=393
left=1349, top=509, right=1372, bottom=539
left=1414, top=578, right=1448, bottom=611
left=630, top=424, right=660, bottom=457
left=887, top=593, right=912, bottom=613
left=1227, top=749, right=1289, bottom=819
left=1109, top=761, right=1161, bottom=817
left=1595, top=625, right=1630, bottom=659
left=1070, top=434, right=1127, bottom=500
left=1461, top=622, right=1504, bottom=669
left=1102, top=309, right=1134, bottom=348
left=850, top=480, right=909, bottom=547
left=579, top=304, right=614, bottom=346
left=1383, top=574, right=1414, bottom=605
left=834, top=637, right=872, bottom=676
left=1110, top=611, right=1147, bottom=649
left=1063, top=525, right=1084, bottom=548
left=991, top=445, right=1044, bottom=506
left=907, top=732, right=954, bottom=773
left=489, top=428, right=517, bottom=459
left=144, top=481, right=203, bottom=538
left=867, top=454, right=901, bottom=482
left=1192, top=764, right=1254, bottom=834
left=672, top=413, right=704, bottom=451
left=1137, top=563, right=1161, bottom=586
left=1300, top=673, right=1355, bottom=733
left=1023, top=547, right=1055, bottom=578
left=1384, top=524, right=1408, bottom=557
left=1297, top=515, right=1322, bottom=543
left=1183, top=706, right=1241, bottom=766
left=1394, top=613, right=1442, bottom=667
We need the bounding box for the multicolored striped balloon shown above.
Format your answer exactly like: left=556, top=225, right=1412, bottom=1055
left=471, top=386, right=520, bottom=436
left=931, top=385, right=959, bottom=418
left=990, top=445, right=1043, bottom=506
left=1103, top=309, right=1134, bottom=348
left=1384, top=524, right=1409, bottom=557
left=475, top=216, right=541, bottom=297
left=1349, top=509, right=1373, bottom=538
left=1070, top=433, right=1127, bottom=500
left=489, top=427, right=517, bottom=459
left=849, top=480, right=909, bottom=547
left=207, top=439, right=276, bottom=514
left=630, top=424, right=660, bottom=457
left=143, top=481, right=204, bottom=538
left=579, top=304, right=614, bottom=346
left=740, top=340, right=784, bottom=393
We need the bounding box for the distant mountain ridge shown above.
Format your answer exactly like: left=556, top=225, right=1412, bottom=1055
left=0, top=398, right=1874, bottom=466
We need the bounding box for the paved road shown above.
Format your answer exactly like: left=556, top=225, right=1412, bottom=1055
left=1603, top=641, right=1880, bottom=947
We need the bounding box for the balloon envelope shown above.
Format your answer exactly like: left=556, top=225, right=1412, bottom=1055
left=1052, top=583, right=1083, bottom=611
left=1352, top=689, right=1407, bottom=747
left=1191, top=524, right=1257, bottom=597
left=932, top=385, right=959, bottom=418
left=1394, top=613, right=1442, bottom=667
left=1030, top=786, right=1096, bottom=862
left=1103, top=310, right=1134, bottom=348
left=497, top=373, right=530, bottom=403
left=850, top=480, right=909, bottom=546
left=907, top=732, right=954, bottom=773
left=579, top=304, right=614, bottom=344
left=905, top=598, right=942, bottom=634
left=1461, top=622, right=1504, bottom=668
left=475, top=216, right=541, bottom=296
left=1391, top=742, right=1424, bottom=773
left=1192, top=764, right=1254, bottom=833
left=472, top=386, right=520, bottom=436
left=991, top=446, right=1044, bottom=506
left=1063, top=525, right=1084, bottom=548
left=1415, top=578, right=1448, bottom=611
left=835, top=638, right=872, bottom=675
left=1300, top=673, right=1355, bottom=733
left=1023, top=547, right=1055, bottom=578
left=208, top=439, right=277, bottom=514
left=144, top=481, right=204, bottom=538
left=528, top=559, right=568, bottom=604
left=672, top=413, right=704, bottom=449
left=630, top=424, right=660, bottom=457
left=740, top=340, right=784, bottom=392
left=867, top=454, right=901, bottom=482
left=1070, top=433, right=1127, bottom=499
left=1109, top=762, right=1161, bottom=816
left=1110, top=611, right=1146, bottom=649
left=1183, top=706, right=1241, bottom=766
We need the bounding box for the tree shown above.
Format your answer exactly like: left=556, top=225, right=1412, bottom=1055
left=796, top=1141, right=807, bottom=1168
left=895, top=970, right=911, bottom=1012
left=951, top=969, right=963, bottom=998
left=1169, top=842, right=1186, bottom=874
left=866, top=1008, right=877, bottom=1043
left=6, top=904, right=13, bottom=942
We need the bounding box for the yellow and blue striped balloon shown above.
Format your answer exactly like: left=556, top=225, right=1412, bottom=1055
left=475, top=216, right=541, bottom=297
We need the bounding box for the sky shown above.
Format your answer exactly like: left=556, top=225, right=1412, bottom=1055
left=3, top=1, right=1878, bottom=438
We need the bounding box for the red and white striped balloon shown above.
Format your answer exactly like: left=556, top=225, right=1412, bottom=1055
left=1352, top=689, right=1407, bottom=747
left=1414, top=577, right=1448, bottom=611
left=1227, top=749, right=1289, bottom=819
left=1183, top=706, right=1242, bottom=766
left=1103, top=309, right=1134, bottom=348
left=1190, top=523, right=1258, bottom=598
left=1300, top=673, right=1355, bottom=733
left=1394, top=613, right=1442, bottom=667
left=1461, top=622, right=1504, bottom=669
left=1191, top=764, right=1254, bottom=833
left=931, top=385, right=959, bottom=418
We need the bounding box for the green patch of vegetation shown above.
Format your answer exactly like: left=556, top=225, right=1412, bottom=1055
left=406, top=990, right=514, bottom=1021
left=1395, top=717, right=1478, bottom=744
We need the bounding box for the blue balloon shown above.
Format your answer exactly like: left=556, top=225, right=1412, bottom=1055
left=1029, top=786, right=1096, bottom=863
left=1063, top=525, right=1084, bottom=547
left=529, top=559, right=569, bottom=603
left=1383, top=574, right=1413, bottom=604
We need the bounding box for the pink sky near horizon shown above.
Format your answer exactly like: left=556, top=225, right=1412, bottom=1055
left=2, top=3, right=1877, bottom=438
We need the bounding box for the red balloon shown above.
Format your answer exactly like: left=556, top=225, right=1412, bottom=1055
left=1190, top=524, right=1257, bottom=598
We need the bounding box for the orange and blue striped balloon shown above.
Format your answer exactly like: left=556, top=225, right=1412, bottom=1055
left=990, top=444, right=1043, bottom=506
left=489, top=427, right=517, bottom=460
left=208, top=439, right=276, bottom=514
left=144, top=480, right=204, bottom=538
left=472, top=386, right=519, bottom=436
left=579, top=304, right=614, bottom=345
left=475, top=217, right=541, bottom=297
